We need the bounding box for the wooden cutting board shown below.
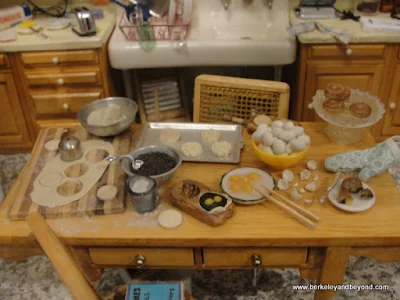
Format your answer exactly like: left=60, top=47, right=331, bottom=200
left=8, top=127, right=131, bottom=220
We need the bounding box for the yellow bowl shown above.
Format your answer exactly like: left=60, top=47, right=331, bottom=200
left=251, top=140, right=310, bottom=170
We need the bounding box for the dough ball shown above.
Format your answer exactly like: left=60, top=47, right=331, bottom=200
left=160, top=129, right=180, bottom=145
left=271, top=127, right=284, bottom=137
left=283, top=121, right=295, bottom=130
left=271, top=120, right=284, bottom=129
left=97, top=185, right=118, bottom=201
left=87, top=105, right=124, bottom=126
left=181, top=142, right=203, bottom=157
left=291, top=126, right=304, bottom=137
left=211, top=141, right=232, bottom=157
left=158, top=209, right=183, bottom=229
left=278, top=130, right=296, bottom=142
left=260, top=145, right=274, bottom=155
left=45, top=139, right=60, bottom=152
left=201, top=129, right=220, bottom=144
left=297, top=134, right=311, bottom=146
left=261, top=132, right=274, bottom=146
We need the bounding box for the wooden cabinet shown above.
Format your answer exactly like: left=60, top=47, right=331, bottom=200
left=293, top=43, right=398, bottom=141
left=380, top=63, right=400, bottom=137
left=0, top=72, right=32, bottom=152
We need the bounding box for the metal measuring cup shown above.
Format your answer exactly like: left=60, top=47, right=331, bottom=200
left=126, top=175, right=159, bottom=213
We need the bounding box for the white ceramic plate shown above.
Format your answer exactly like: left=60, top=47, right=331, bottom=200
left=182, top=0, right=193, bottom=25
left=168, top=0, right=176, bottom=24
left=220, top=167, right=275, bottom=205
left=328, top=178, right=376, bottom=212
left=45, top=19, right=70, bottom=30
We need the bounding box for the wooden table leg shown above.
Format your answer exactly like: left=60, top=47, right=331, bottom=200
left=314, top=247, right=351, bottom=300
left=69, top=247, right=103, bottom=282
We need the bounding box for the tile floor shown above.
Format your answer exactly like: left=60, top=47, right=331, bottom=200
left=1, top=153, right=400, bottom=300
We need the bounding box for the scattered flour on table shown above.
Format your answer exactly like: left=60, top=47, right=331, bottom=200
left=112, top=204, right=167, bottom=228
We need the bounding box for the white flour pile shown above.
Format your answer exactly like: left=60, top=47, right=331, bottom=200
left=87, top=105, right=126, bottom=126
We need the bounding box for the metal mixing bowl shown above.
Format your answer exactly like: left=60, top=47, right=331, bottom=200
left=77, top=97, right=138, bottom=136
left=122, top=145, right=182, bottom=186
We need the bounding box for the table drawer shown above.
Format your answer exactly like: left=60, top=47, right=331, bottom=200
left=203, top=247, right=308, bottom=267
left=21, top=50, right=98, bottom=66
left=32, top=89, right=103, bottom=117
left=25, top=68, right=101, bottom=87
left=0, top=54, right=8, bottom=68
left=308, top=44, right=386, bottom=60
left=89, top=248, right=195, bottom=267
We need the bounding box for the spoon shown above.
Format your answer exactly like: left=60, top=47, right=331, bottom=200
left=106, top=155, right=144, bottom=170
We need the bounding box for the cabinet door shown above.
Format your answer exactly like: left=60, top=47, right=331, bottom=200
left=381, top=64, right=400, bottom=137
left=0, top=73, right=31, bottom=150
left=302, top=63, right=384, bottom=121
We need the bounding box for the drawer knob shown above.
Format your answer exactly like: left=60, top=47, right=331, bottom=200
left=389, top=102, right=396, bottom=111
left=308, top=103, right=314, bottom=110
left=62, top=103, right=69, bottom=111
left=52, top=57, right=59, bottom=64
left=345, top=48, right=352, bottom=56
left=135, top=254, right=146, bottom=269
left=57, top=78, right=64, bottom=86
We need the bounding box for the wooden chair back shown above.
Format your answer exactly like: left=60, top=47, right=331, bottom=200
left=193, top=75, right=290, bottom=123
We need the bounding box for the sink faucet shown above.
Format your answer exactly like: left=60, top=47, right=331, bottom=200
left=221, top=0, right=232, bottom=10
left=263, top=0, right=273, bottom=9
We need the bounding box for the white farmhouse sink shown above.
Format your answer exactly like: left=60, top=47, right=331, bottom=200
left=108, top=0, right=296, bottom=69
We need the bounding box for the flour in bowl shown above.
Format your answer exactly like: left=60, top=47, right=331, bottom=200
left=87, top=105, right=126, bottom=126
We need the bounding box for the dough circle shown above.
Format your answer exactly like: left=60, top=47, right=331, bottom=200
left=97, top=185, right=118, bottom=201
left=211, top=141, right=232, bottom=157
left=45, top=139, right=60, bottom=152
left=157, top=209, right=183, bottom=229
left=201, top=129, right=220, bottom=144
left=181, top=142, right=203, bottom=157
left=39, top=172, right=63, bottom=187
left=160, top=129, right=180, bottom=145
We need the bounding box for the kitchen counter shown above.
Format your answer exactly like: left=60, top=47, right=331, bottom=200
left=290, top=0, right=400, bottom=44
left=0, top=4, right=116, bottom=52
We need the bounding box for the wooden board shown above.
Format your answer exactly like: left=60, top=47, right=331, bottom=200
left=8, top=127, right=131, bottom=220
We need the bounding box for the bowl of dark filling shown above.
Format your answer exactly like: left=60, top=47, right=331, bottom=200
left=122, top=145, right=182, bottom=186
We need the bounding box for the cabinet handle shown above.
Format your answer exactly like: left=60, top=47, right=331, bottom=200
left=52, top=57, right=59, bottom=64
left=135, top=254, right=146, bottom=269
left=251, top=254, right=262, bottom=288
left=57, top=78, right=64, bottom=86
left=389, top=102, right=396, bottom=111
left=62, top=103, right=69, bottom=110
left=345, top=48, right=352, bottom=56
left=308, top=103, right=314, bottom=110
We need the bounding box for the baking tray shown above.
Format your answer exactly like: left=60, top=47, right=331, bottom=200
left=136, top=122, right=244, bottom=163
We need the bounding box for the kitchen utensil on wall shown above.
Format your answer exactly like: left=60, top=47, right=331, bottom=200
left=71, top=7, right=97, bottom=36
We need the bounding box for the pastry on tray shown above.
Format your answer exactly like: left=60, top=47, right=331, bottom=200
left=350, top=102, right=372, bottom=118
left=169, top=180, right=234, bottom=227
left=322, top=99, right=345, bottom=114
left=324, top=83, right=351, bottom=101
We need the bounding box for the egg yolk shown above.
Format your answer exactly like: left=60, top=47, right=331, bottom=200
left=230, top=184, right=241, bottom=192
left=249, top=172, right=260, bottom=181
left=204, top=198, right=214, bottom=206
left=214, top=195, right=222, bottom=202
left=244, top=185, right=252, bottom=192
left=229, top=175, right=240, bottom=182
left=242, top=177, right=250, bottom=183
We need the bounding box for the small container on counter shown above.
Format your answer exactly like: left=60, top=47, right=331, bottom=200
left=126, top=175, right=159, bottom=213
left=356, top=0, right=381, bottom=15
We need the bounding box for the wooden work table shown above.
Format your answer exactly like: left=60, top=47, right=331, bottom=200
left=1, top=123, right=400, bottom=300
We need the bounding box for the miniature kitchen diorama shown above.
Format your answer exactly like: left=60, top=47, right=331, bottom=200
left=3, top=0, right=400, bottom=298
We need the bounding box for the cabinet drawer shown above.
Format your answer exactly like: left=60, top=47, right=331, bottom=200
left=32, top=89, right=102, bottom=117
left=308, top=44, right=386, bottom=60
left=25, top=68, right=101, bottom=87
left=89, top=248, right=195, bottom=267
left=0, top=54, right=8, bottom=69
left=21, top=50, right=98, bottom=66
left=203, top=247, right=307, bottom=267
